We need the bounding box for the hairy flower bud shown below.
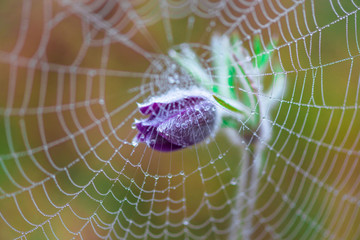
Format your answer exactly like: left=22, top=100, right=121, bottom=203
left=134, top=91, right=218, bottom=152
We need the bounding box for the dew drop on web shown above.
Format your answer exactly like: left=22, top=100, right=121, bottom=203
left=149, top=139, right=156, bottom=145
left=168, top=76, right=175, bottom=84
left=230, top=178, right=237, bottom=185
left=132, top=138, right=139, bottom=147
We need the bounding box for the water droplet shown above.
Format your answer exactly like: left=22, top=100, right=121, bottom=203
left=276, top=153, right=280, bottom=157
left=179, top=171, right=185, bottom=175
left=131, top=178, right=135, bottom=183
left=168, top=49, right=176, bottom=57
left=132, top=138, right=139, bottom=147
left=138, top=134, right=145, bottom=141
left=183, top=220, right=189, bottom=226
left=230, top=178, right=237, bottom=185
left=169, top=76, right=175, bottom=84
left=131, top=122, right=137, bottom=129
left=154, top=174, right=159, bottom=180
left=210, top=159, right=215, bottom=164
left=218, top=154, right=223, bottom=159
left=88, top=70, right=96, bottom=76
left=167, top=173, right=172, bottom=179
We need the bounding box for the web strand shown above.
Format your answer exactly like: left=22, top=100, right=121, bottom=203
left=0, top=0, right=360, bottom=240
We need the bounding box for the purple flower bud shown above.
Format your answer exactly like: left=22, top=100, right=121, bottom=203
left=134, top=92, right=218, bottom=152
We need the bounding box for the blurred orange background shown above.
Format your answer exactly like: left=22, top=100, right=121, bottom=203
left=0, top=0, right=359, bottom=239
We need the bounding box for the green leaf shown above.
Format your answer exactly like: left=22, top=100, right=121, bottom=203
left=211, top=35, right=237, bottom=99
left=230, top=32, right=241, bottom=46
left=253, top=36, right=263, bottom=55
left=253, top=36, right=277, bottom=69
left=227, top=62, right=237, bottom=100
left=213, top=95, right=247, bottom=115
left=231, top=60, right=257, bottom=109
left=250, top=104, right=260, bottom=129
left=221, top=117, right=239, bottom=129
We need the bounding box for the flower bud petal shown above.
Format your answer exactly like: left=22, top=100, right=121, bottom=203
left=134, top=94, right=218, bottom=152
left=157, top=100, right=216, bottom=147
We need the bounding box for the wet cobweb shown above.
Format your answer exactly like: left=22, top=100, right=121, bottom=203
left=0, top=0, right=360, bottom=239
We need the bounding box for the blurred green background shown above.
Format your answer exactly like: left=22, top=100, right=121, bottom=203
left=0, top=0, right=359, bottom=239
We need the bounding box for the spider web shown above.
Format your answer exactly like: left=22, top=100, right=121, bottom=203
left=0, top=0, right=360, bottom=239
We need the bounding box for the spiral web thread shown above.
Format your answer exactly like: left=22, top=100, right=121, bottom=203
left=0, top=0, right=360, bottom=239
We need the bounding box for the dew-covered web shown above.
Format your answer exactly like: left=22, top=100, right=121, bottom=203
left=0, top=0, right=360, bottom=239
